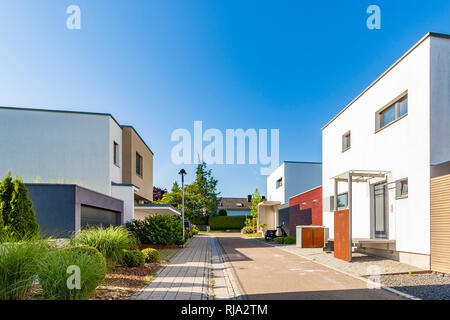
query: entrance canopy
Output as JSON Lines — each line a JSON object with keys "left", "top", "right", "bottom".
{"left": 332, "top": 170, "right": 390, "bottom": 262}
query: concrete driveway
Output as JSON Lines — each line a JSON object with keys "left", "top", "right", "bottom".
{"left": 216, "top": 234, "right": 403, "bottom": 300}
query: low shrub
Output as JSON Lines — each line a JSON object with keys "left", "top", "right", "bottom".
{"left": 121, "top": 250, "right": 145, "bottom": 267}
{"left": 191, "top": 224, "right": 199, "bottom": 236}
{"left": 0, "top": 241, "right": 48, "bottom": 300}
{"left": 209, "top": 216, "right": 246, "bottom": 230}
{"left": 141, "top": 248, "right": 160, "bottom": 263}
{"left": 126, "top": 215, "right": 185, "bottom": 246}
{"left": 274, "top": 237, "right": 284, "bottom": 244}
{"left": 218, "top": 209, "right": 227, "bottom": 216}
{"left": 70, "top": 226, "right": 137, "bottom": 268}
{"left": 37, "top": 247, "right": 106, "bottom": 300}
{"left": 283, "top": 237, "right": 296, "bottom": 245}
{"left": 241, "top": 226, "right": 254, "bottom": 234}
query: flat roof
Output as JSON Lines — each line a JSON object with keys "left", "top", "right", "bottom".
{"left": 0, "top": 106, "right": 154, "bottom": 155}
{"left": 121, "top": 125, "right": 154, "bottom": 155}
{"left": 322, "top": 32, "right": 450, "bottom": 131}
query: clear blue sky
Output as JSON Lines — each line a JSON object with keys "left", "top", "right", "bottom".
{"left": 0, "top": 1, "right": 449, "bottom": 197}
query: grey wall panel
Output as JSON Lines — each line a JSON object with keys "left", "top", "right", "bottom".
{"left": 26, "top": 184, "right": 76, "bottom": 238}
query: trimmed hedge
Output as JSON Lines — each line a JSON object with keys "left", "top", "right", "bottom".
{"left": 126, "top": 215, "right": 186, "bottom": 246}
{"left": 209, "top": 216, "right": 246, "bottom": 230}
{"left": 274, "top": 237, "right": 284, "bottom": 244}
{"left": 273, "top": 236, "right": 296, "bottom": 244}
{"left": 121, "top": 250, "right": 145, "bottom": 267}
{"left": 142, "top": 248, "right": 160, "bottom": 263}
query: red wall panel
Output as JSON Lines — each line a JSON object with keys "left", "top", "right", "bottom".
{"left": 289, "top": 186, "right": 323, "bottom": 226}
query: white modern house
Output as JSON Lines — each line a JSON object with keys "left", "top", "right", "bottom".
{"left": 259, "top": 161, "right": 322, "bottom": 231}
{"left": 322, "top": 32, "right": 450, "bottom": 272}
{"left": 0, "top": 107, "right": 179, "bottom": 236}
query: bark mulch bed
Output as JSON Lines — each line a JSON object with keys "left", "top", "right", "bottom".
{"left": 92, "top": 262, "right": 165, "bottom": 300}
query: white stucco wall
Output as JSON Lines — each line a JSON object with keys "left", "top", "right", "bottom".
{"left": 430, "top": 37, "right": 450, "bottom": 165}
{"left": 111, "top": 185, "right": 135, "bottom": 224}
{"left": 322, "top": 37, "right": 432, "bottom": 256}
{"left": 0, "top": 108, "right": 113, "bottom": 195}
{"left": 267, "top": 162, "right": 322, "bottom": 204}
{"left": 267, "top": 163, "right": 285, "bottom": 202}
{"left": 109, "top": 117, "right": 123, "bottom": 191}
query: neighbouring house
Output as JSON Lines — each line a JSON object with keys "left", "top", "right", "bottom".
{"left": 218, "top": 197, "right": 252, "bottom": 217}
{"left": 258, "top": 161, "right": 322, "bottom": 234}
{"left": 0, "top": 106, "right": 179, "bottom": 236}
{"left": 322, "top": 32, "right": 450, "bottom": 271}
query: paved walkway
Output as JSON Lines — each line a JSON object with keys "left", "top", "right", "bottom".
{"left": 133, "top": 234, "right": 240, "bottom": 300}
{"left": 217, "top": 234, "right": 404, "bottom": 300}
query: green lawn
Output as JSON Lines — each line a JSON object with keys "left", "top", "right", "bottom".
{"left": 158, "top": 248, "right": 181, "bottom": 263}
{"left": 199, "top": 230, "right": 242, "bottom": 233}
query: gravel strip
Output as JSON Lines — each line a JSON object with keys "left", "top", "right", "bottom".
{"left": 381, "top": 272, "right": 450, "bottom": 300}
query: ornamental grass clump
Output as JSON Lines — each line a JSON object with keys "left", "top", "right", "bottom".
{"left": 0, "top": 240, "right": 49, "bottom": 300}
{"left": 70, "top": 226, "right": 137, "bottom": 268}
{"left": 37, "top": 246, "right": 106, "bottom": 300}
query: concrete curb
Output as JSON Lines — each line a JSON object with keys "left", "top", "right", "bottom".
{"left": 211, "top": 235, "right": 243, "bottom": 300}
{"left": 248, "top": 237, "right": 421, "bottom": 300}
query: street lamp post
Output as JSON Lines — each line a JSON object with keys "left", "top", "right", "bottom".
{"left": 178, "top": 169, "right": 187, "bottom": 242}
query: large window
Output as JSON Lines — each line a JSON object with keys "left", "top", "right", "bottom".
{"left": 330, "top": 193, "right": 349, "bottom": 211}
{"left": 113, "top": 142, "right": 120, "bottom": 167}
{"left": 136, "top": 152, "right": 143, "bottom": 177}
{"left": 342, "top": 131, "right": 351, "bottom": 152}
{"left": 376, "top": 94, "right": 408, "bottom": 131}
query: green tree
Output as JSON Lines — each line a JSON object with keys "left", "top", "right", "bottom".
{"left": 156, "top": 162, "right": 220, "bottom": 224}
{"left": 0, "top": 173, "right": 39, "bottom": 240}
{"left": 249, "top": 188, "right": 262, "bottom": 232}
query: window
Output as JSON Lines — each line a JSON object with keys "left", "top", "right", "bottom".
{"left": 136, "top": 152, "right": 143, "bottom": 177}
{"left": 329, "top": 193, "right": 348, "bottom": 211}
{"left": 396, "top": 178, "right": 408, "bottom": 199}
{"left": 276, "top": 178, "right": 283, "bottom": 189}
{"left": 113, "top": 142, "right": 120, "bottom": 167}
{"left": 342, "top": 131, "right": 351, "bottom": 152}
{"left": 376, "top": 94, "right": 408, "bottom": 131}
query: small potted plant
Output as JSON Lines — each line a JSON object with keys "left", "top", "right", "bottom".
{"left": 259, "top": 223, "right": 267, "bottom": 232}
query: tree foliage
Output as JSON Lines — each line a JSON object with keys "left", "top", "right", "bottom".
{"left": 0, "top": 173, "right": 39, "bottom": 240}
{"left": 156, "top": 162, "right": 220, "bottom": 224}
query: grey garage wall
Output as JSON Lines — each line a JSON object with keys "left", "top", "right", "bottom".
{"left": 26, "top": 184, "right": 124, "bottom": 238}
{"left": 26, "top": 184, "right": 77, "bottom": 238}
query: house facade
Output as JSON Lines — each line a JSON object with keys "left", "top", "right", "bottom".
{"left": 259, "top": 161, "right": 322, "bottom": 232}
{"left": 218, "top": 197, "right": 252, "bottom": 217}
{"left": 0, "top": 107, "right": 178, "bottom": 236}
{"left": 322, "top": 33, "right": 450, "bottom": 270}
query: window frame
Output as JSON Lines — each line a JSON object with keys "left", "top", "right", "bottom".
{"left": 276, "top": 178, "right": 283, "bottom": 189}
{"left": 395, "top": 178, "right": 408, "bottom": 200}
{"left": 330, "top": 192, "right": 349, "bottom": 211}
{"left": 113, "top": 142, "right": 120, "bottom": 167}
{"left": 342, "top": 130, "right": 351, "bottom": 153}
{"left": 136, "top": 152, "right": 143, "bottom": 178}
{"left": 375, "top": 91, "right": 408, "bottom": 133}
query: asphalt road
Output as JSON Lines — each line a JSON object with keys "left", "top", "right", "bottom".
{"left": 216, "top": 234, "right": 403, "bottom": 300}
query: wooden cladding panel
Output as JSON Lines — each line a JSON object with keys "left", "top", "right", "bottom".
{"left": 334, "top": 210, "right": 350, "bottom": 262}
{"left": 302, "top": 228, "right": 313, "bottom": 248}
{"left": 431, "top": 174, "right": 450, "bottom": 274}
